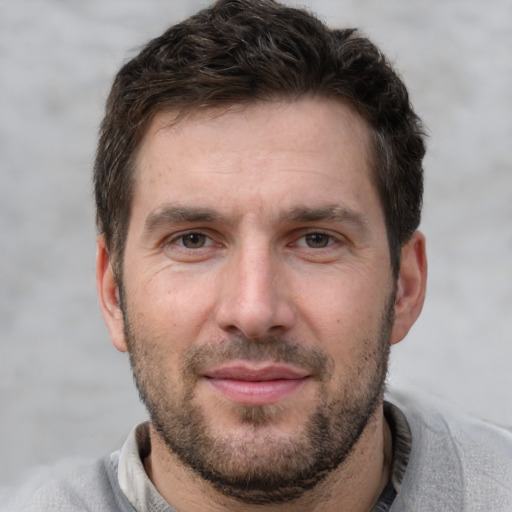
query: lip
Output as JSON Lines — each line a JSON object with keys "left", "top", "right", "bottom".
{"left": 202, "top": 363, "right": 310, "bottom": 405}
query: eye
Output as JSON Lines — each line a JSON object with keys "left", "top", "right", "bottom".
{"left": 177, "top": 232, "right": 210, "bottom": 249}
{"left": 162, "top": 230, "right": 221, "bottom": 262}
{"left": 305, "top": 233, "right": 331, "bottom": 248}
{"left": 296, "top": 232, "right": 335, "bottom": 249}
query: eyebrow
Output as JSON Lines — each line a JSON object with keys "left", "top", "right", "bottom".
{"left": 144, "top": 205, "right": 224, "bottom": 235}
{"left": 143, "top": 203, "right": 369, "bottom": 236}
{"left": 281, "top": 205, "right": 369, "bottom": 230}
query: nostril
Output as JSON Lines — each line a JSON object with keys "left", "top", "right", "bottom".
{"left": 216, "top": 299, "right": 296, "bottom": 340}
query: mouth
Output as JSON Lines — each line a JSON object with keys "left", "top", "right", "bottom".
{"left": 201, "top": 363, "right": 310, "bottom": 406}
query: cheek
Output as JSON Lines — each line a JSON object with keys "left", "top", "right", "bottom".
{"left": 124, "top": 268, "right": 219, "bottom": 349}
{"left": 297, "top": 272, "right": 384, "bottom": 331}
{"left": 293, "top": 272, "right": 392, "bottom": 366}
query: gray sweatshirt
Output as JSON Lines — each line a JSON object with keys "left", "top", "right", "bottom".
{"left": 2, "top": 390, "right": 511, "bottom": 511}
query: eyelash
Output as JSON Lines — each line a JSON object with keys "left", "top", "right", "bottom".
{"left": 164, "top": 229, "right": 341, "bottom": 252}
{"left": 164, "top": 231, "right": 216, "bottom": 250}
{"left": 175, "top": 232, "right": 212, "bottom": 249}
{"left": 293, "top": 232, "right": 337, "bottom": 249}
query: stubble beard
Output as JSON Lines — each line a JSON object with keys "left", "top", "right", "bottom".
{"left": 122, "top": 296, "right": 394, "bottom": 505}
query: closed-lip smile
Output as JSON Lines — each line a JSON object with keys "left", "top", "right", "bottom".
{"left": 201, "top": 362, "right": 310, "bottom": 405}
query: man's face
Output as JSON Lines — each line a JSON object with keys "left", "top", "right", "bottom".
{"left": 113, "top": 98, "right": 398, "bottom": 503}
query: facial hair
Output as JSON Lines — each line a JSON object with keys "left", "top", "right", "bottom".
{"left": 122, "top": 294, "right": 394, "bottom": 505}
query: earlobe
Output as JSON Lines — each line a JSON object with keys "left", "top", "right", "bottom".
{"left": 391, "top": 231, "right": 427, "bottom": 345}
{"left": 96, "top": 236, "right": 128, "bottom": 353}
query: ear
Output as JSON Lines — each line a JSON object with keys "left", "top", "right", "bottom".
{"left": 96, "top": 236, "right": 128, "bottom": 352}
{"left": 391, "top": 231, "right": 427, "bottom": 345}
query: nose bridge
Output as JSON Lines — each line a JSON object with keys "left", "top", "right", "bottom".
{"left": 216, "top": 235, "right": 294, "bottom": 338}
{"left": 237, "top": 241, "right": 275, "bottom": 306}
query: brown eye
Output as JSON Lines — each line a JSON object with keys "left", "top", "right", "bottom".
{"left": 304, "top": 233, "right": 331, "bottom": 248}
{"left": 180, "top": 233, "right": 207, "bottom": 249}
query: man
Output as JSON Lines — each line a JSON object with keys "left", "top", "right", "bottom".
{"left": 4, "top": 0, "right": 511, "bottom": 510}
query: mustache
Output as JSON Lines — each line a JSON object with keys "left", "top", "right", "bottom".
{"left": 181, "top": 335, "right": 334, "bottom": 382}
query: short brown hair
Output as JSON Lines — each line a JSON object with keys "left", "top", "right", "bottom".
{"left": 94, "top": 0, "right": 425, "bottom": 278}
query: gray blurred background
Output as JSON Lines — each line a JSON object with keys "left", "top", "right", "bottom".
{"left": 1, "top": 0, "right": 511, "bottom": 488}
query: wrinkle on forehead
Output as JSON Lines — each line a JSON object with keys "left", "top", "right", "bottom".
{"left": 132, "top": 97, "right": 380, "bottom": 238}
{"left": 142, "top": 96, "right": 372, "bottom": 158}
{"left": 136, "top": 99, "right": 373, "bottom": 192}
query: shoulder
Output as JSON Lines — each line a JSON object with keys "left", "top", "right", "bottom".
{"left": 386, "top": 388, "right": 512, "bottom": 511}
{"left": 0, "top": 454, "right": 134, "bottom": 512}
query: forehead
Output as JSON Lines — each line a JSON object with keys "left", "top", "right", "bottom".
{"left": 139, "top": 97, "right": 372, "bottom": 160}
{"left": 131, "top": 97, "right": 379, "bottom": 223}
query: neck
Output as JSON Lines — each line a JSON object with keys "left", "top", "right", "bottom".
{"left": 144, "top": 404, "right": 392, "bottom": 512}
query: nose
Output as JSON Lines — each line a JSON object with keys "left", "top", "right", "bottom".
{"left": 214, "top": 242, "right": 296, "bottom": 339}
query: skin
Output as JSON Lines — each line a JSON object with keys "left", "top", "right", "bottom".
{"left": 97, "top": 97, "right": 427, "bottom": 512}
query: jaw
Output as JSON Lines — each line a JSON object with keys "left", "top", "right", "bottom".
{"left": 145, "top": 400, "right": 390, "bottom": 511}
